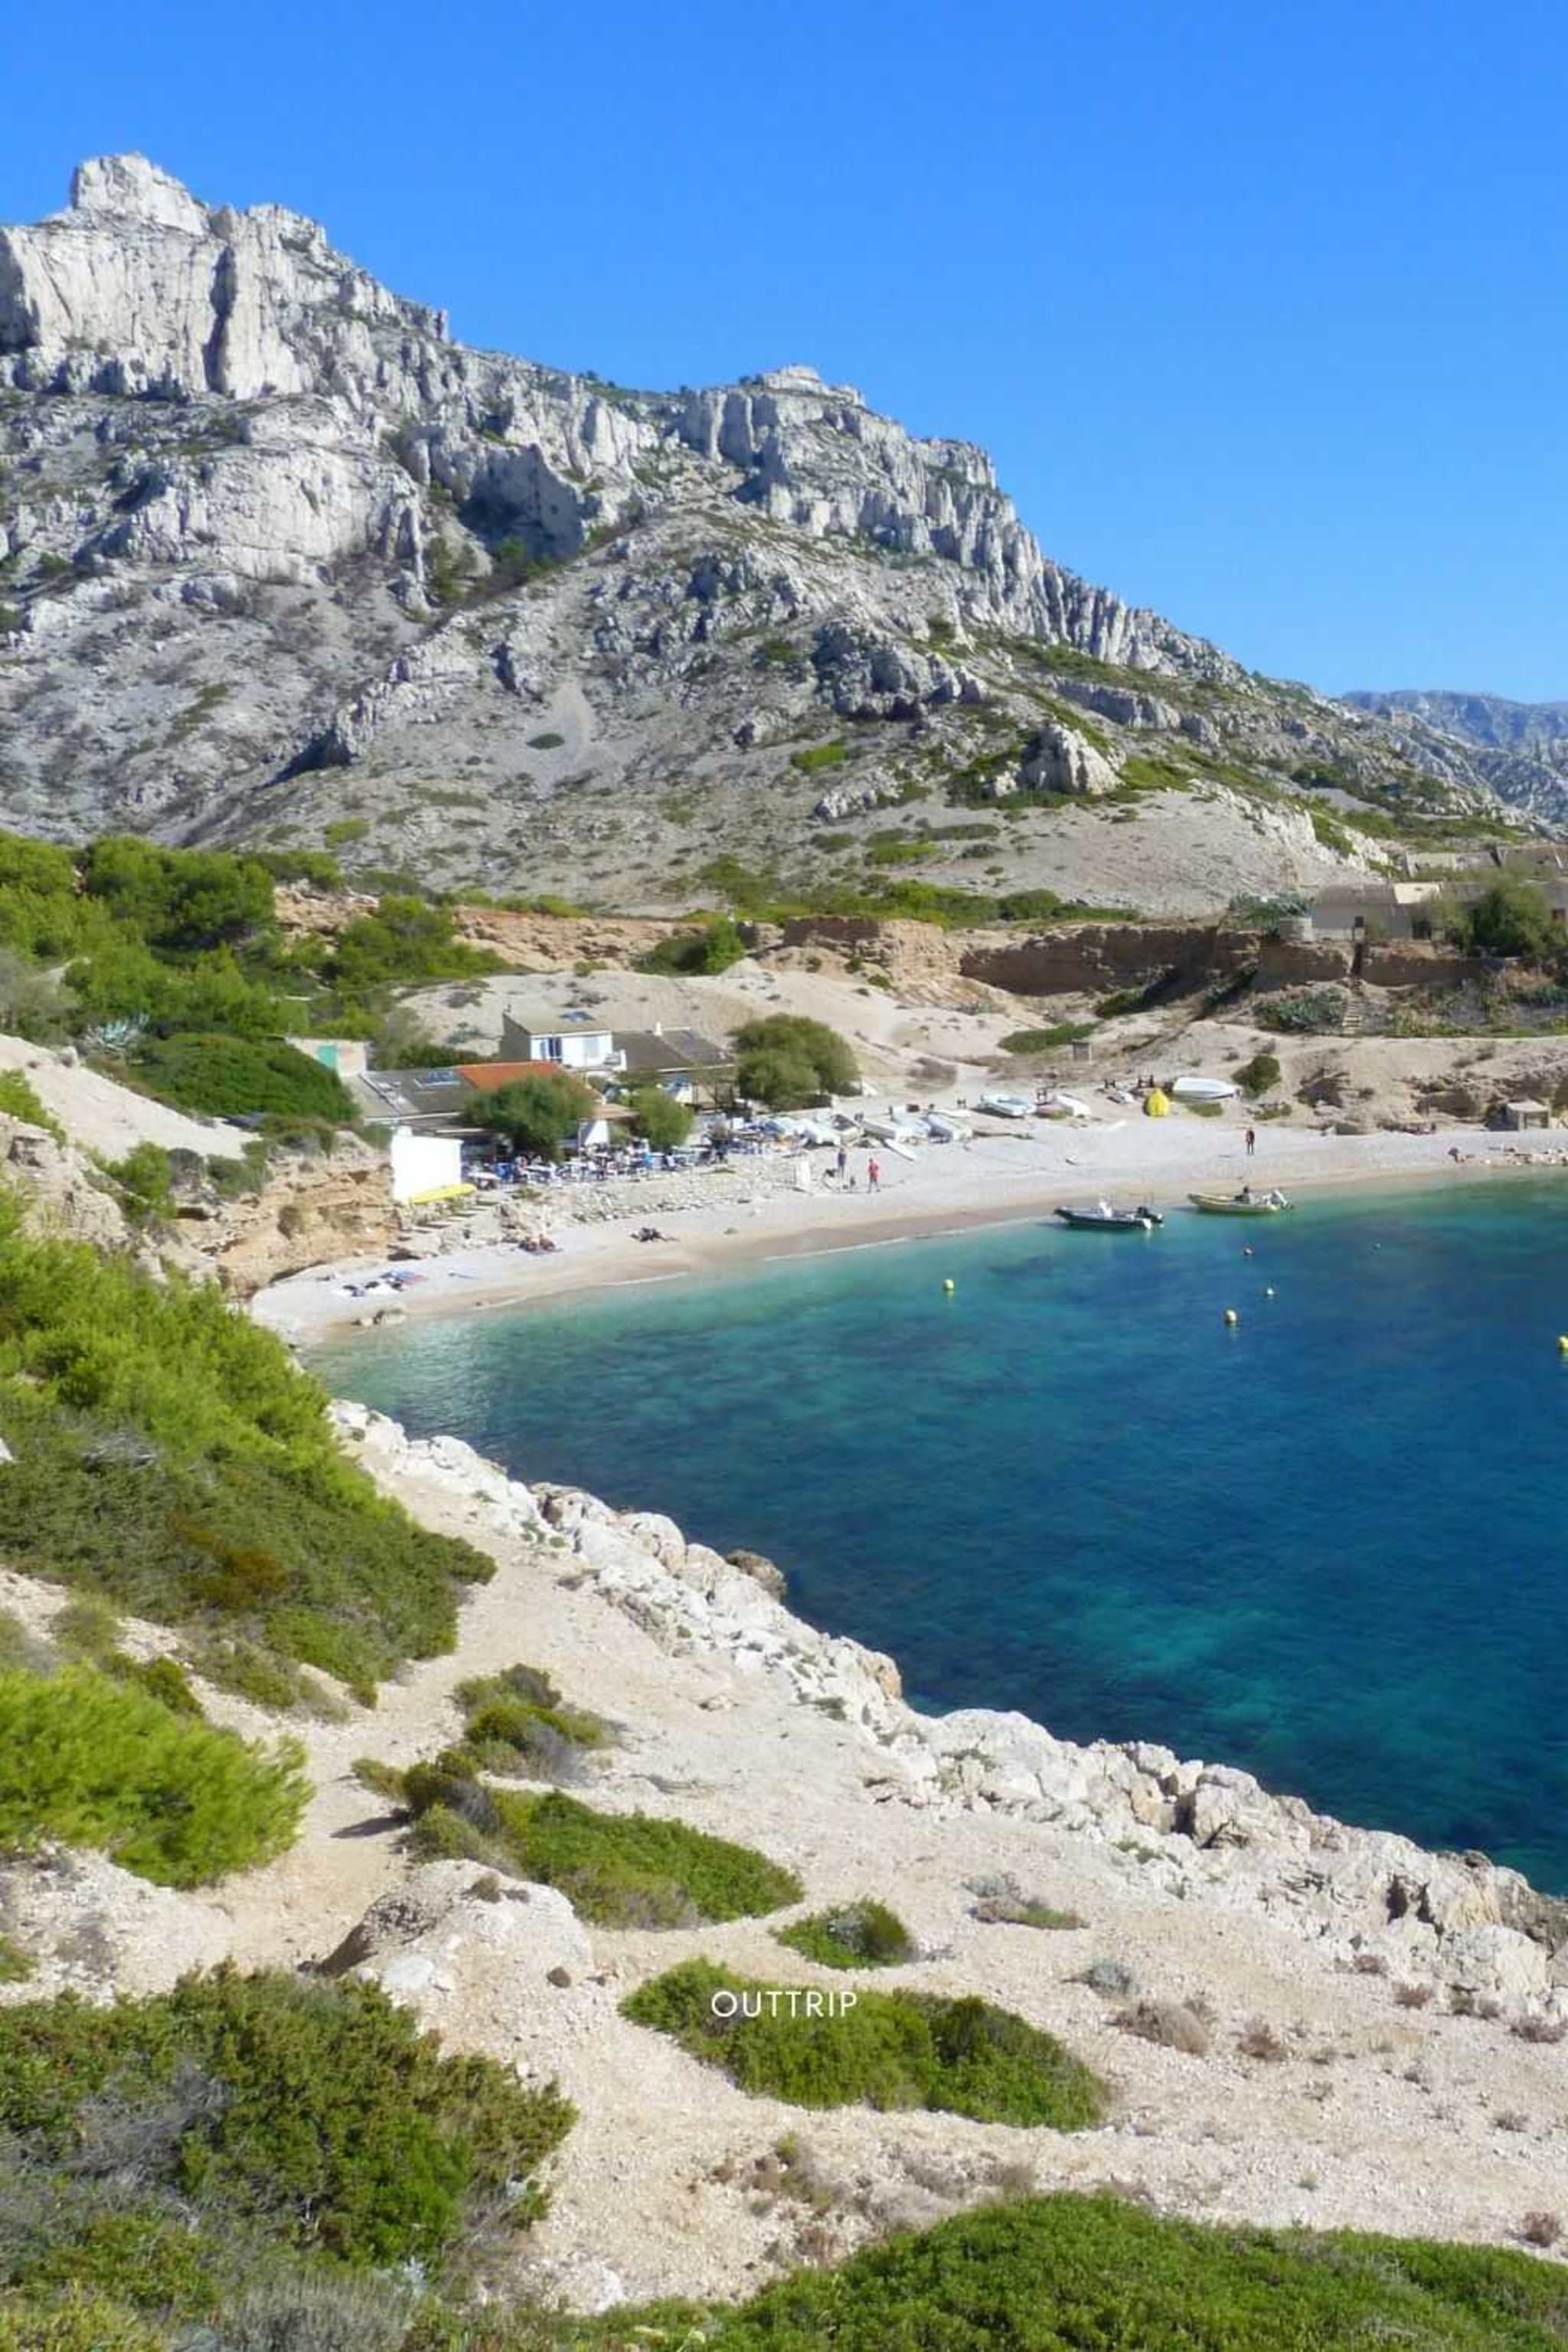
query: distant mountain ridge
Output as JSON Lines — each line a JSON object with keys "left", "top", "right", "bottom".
{"left": 1343, "top": 690, "right": 1568, "bottom": 830}
{"left": 0, "top": 154, "right": 1551, "bottom": 912}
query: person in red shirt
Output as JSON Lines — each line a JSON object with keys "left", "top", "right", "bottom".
{"left": 867, "top": 1157, "right": 881, "bottom": 1192}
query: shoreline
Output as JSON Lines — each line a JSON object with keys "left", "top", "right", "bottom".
{"left": 253, "top": 1119, "right": 1553, "bottom": 1346}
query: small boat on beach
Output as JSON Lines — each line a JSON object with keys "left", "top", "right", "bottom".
{"left": 1055, "top": 1202, "right": 1164, "bottom": 1231}
{"left": 1187, "top": 1188, "right": 1292, "bottom": 1217}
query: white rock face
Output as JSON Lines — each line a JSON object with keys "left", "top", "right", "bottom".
{"left": 0, "top": 155, "right": 1512, "bottom": 884}
{"left": 328, "top": 1400, "right": 1568, "bottom": 2010}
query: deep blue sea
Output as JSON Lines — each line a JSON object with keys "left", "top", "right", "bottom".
{"left": 312, "top": 1182, "right": 1568, "bottom": 1890}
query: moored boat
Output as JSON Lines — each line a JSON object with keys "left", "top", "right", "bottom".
{"left": 1187, "top": 1188, "right": 1292, "bottom": 1216}
{"left": 1055, "top": 1202, "right": 1164, "bottom": 1231}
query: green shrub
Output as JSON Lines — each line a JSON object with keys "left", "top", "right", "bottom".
{"left": 560, "top": 2192, "right": 1568, "bottom": 2349}
{"left": 1235, "top": 1048, "right": 1282, "bottom": 1096}
{"left": 628, "top": 1086, "right": 694, "bottom": 1149}
{"left": 1457, "top": 876, "right": 1557, "bottom": 959}
{"left": 0, "top": 2291, "right": 163, "bottom": 2350}
{"left": 0, "top": 1209, "right": 492, "bottom": 1692}
{"left": 776, "top": 1900, "right": 916, "bottom": 1970}
{"left": 1256, "top": 988, "right": 1346, "bottom": 1034}
{"left": 472, "top": 1070, "right": 599, "bottom": 1158}
{"left": 636, "top": 918, "right": 747, "bottom": 975}
{"left": 0, "top": 1073, "right": 63, "bottom": 1143}
{"left": 789, "top": 740, "right": 849, "bottom": 774}
{"left": 623, "top": 1962, "right": 1106, "bottom": 2125}
{"left": 407, "top": 1785, "right": 801, "bottom": 1926}
{"left": 106, "top": 1654, "right": 204, "bottom": 1719}
{"left": 733, "top": 1014, "right": 858, "bottom": 1107}
{"left": 352, "top": 1756, "right": 410, "bottom": 1807}
{"left": 323, "top": 897, "right": 500, "bottom": 995}
{"left": 0, "top": 1968, "right": 573, "bottom": 2282}
{"left": 0, "top": 1664, "right": 306, "bottom": 1885}
{"left": 0, "top": 1935, "right": 32, "bottom": 1984}
{"left": 103, "top": 1143, "right": 175, "bottom": 1224}
{"left": 50, "top": 1593, "right": 122, "bottom": 1662}
{"left": 128, "top": 1034, "right": 354, "bottom": 1122}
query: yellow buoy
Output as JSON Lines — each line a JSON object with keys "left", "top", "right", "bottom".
{"left": 1558, "top": 1334, "right": 1568, "bottom": 1354}
{"left": 1223, "top": 1308, "right": 1239, "bottom": 1327}
{"left": 943, "top": 1278, "right": 956, "bottom": 1294}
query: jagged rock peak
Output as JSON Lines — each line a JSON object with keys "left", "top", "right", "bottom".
{"left": 0, "top": 153, "right": 449, "bottom": 401}
{"left": 69, "top": 153, "right": 211, "bottom": 234}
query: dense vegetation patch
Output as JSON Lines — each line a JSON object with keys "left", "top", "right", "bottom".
{"left": 635, "top": 916, "right": 747, "bottom": 975}
{"left": 406, "top": 1782, "right": 802, "bottom": 1926}
{"left": 622, "top": 1961, "right": 1106, "bottom": 2125}
{"left": 775, "top": 1899, "right": 916, "bottom": 1970}
{"left": 733, "top": 1013, "right": 859, "bottom": 1107}
{"left": 0, "top": 831, "right": 500, "bottom": 1122}
{"left": 519, "top": 2193, "right": 1568, "bottom": 2350}
{"left": 1234, "top": 1048, "right": 1282, "bottom": 1096}
{"left": 472, "top": 1069, "right": 600, "bottom": 1158}
{"left": 124, "top": 1032, "right": 354, "bottom": 1121}
{"left": 0, "top": 1200, "right": 492, "bottom": 1694}
{"left": 0, "top": 1970, "right": 572, "bottom": 2337}
{"left": 0, "top": 1664, "right": 305, "bottom": 1886}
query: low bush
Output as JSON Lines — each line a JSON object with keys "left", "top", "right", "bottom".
{"left": 775, "top": 1900, "right": 916, "bottom": 1970}
{"left": 999, "top": 1024, "right": 1095, "bottom": 1054}
{"left": 636, "top": 918, "right": 747, "bottom": 976}
{"left": 453, "top": 1661, "right": 610, "bottom": 1782}
{"left": 1234, "top": 1048, "right": 1282, "bottom": 1096}
{"left": 1256, "top": 987, "right": 1347, "bottom": 1034}
{"left": 0, "top": 1664, "right": 305, "bottom": 1885}
{"left": 539, "top": 2192, "right": 1568, "bottom": 2348}
{"left": 127, "top": 1033, "right": 354, "bottom": 1122}
{"left": 0, "top": 1936, "right": 32, "bottom": 1984}
{"left": 624, "top": 1962, "right": 1106, "bottom": 2126}
{"left": 0, "top": 1073, "right": 64, "bottom": 1143}
{"left": 0, "top": 1209, "right": 493, "bottom": 1694}
{"left": 789, "top": 740, "right": 849, "bottom": 774}
{"left": 405, "top": 1782, "right": 801, "bottom": 1926}
{"left": 0, "top": 1968, "right": 573, "bottom": 2316}
{"left": 103, "top": 1143, "right": 175, "bottom": 1224}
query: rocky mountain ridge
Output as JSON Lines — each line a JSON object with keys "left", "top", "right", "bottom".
{"left": 0, "top": 155, "right": 1547, "bottom": 911}
{"left": 1345, "top": 688, "right": 1568, "bottom": 831}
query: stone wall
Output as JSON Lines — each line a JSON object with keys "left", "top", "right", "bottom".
{"left": 958, "top": 923, "right": 1254, "bottom": 999}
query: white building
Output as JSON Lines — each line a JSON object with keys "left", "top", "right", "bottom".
{"left": 499, "top": 1011, "right": 625, "bottom": 1073}
{"left": 388, "top": 1126, "right": 469, "bottom": 1205}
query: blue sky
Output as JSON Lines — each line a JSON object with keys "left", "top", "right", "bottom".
{"left": 6, "top": 0, "right": 1567, "bottom": 699}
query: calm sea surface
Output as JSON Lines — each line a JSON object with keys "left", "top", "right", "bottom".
{"left": 311, "top": 1181, "right": 1568, "bottom": 1888}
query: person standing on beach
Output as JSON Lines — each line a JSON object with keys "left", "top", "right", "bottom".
{"left": 836, "top": 1144, "right": 848, "bottom": 1183}
{"left": 867, "top": 1156, "right": 881, "bottom": 1193}
{"left": 1245, "top": 1127, "right": 1256, "bottom": 1157}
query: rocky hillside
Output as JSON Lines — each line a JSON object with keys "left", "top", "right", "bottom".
{"left": 0, "top": 155, "right": 1547, "bottom": 914}
{"left": 1345, "top": 688, "right": 1568, "bottom": 831}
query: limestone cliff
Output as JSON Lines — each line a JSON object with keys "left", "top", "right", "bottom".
{"left": 0, "top": 155, "right": 1537, "bottom": 913}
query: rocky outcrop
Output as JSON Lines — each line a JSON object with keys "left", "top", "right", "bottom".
{"left": 202, "top": 1133, "right": 397, "bottom": 1296}
{"left": 0, "top": 153, "right": 1522, "bottom": 901}
{"left": 1010, "top": 722, "right": 1121, "bottom": 799}
{"left": 332, "top": 1402, "right": 1568, "bottom": 2010}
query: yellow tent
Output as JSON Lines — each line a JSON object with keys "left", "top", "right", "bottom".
{"left": 1144, "top": 1087, "right": 1171, "bottom": 1118}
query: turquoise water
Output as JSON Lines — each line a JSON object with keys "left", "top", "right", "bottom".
{"left": 312, "top": 1183, "right": 1568, "bottom": 1890}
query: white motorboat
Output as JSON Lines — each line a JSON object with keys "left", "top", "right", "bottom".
{"left": 978, "top": 1092, "right": 1034, "bottom": 1119}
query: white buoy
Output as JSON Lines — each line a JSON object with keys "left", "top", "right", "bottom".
{"left": 1223, "top": 1308, "right": 1239, "bottom": 1327}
